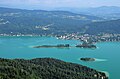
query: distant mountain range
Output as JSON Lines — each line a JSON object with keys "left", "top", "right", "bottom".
{"left": 55, "top": 6, "right": 120, "bottom": 20}
{"left": 0, "top": 7, "right": 120, "bottom": 35}
{"left": 0, "top": 7, "right": 103, "bottom": 35}
{"left": 80, "top": 6, "right": 120, "bottom": 20}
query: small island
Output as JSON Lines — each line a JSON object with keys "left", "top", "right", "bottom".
{"left": 76, "top": 44, "right": 97, "bottom": 48}
{"left": 33, "top": 42, "right": 97, "bottom": 49}
{"left": 80, "top": 58, "right": 96, "bottom": 61}
{"left": 76, "top": 40, "right": 97, "bottom": 48}
{"left": 33, "top": 44, "right": 70, "bottom": 48}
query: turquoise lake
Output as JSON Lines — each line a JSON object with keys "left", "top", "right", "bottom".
{"left": 0, "top": 36, "right": 120, "bottom": 79}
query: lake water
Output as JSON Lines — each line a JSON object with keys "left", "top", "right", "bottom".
{"left": 0, "top": 36, "right": 120, "bottom": 79}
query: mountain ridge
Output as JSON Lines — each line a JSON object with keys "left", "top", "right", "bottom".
{"left": 0, "top": 7, "right": 103, "bottom": 35}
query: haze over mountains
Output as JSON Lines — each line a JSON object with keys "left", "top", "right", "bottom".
{"left": 0, "top": 7, "right": 120, "bottom": 35}
{"left": 55, "top": 6, "right": 120, "bottom": 20}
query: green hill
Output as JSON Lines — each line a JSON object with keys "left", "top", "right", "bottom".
{"left": 0, "top": 7, "right": 103, "bottom": 35}
{"left": 0, "top": 58, "right": 108, "bottom": 79}
{"left": 84, "top": 19, "right": 120, "bottom": 34}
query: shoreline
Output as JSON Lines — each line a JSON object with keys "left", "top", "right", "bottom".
{"left": 0, "top": 35, "right": 120, "bottom": 43}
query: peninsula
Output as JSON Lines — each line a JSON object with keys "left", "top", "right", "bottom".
{"left": 0, "top": 58, "right": 108, "bottom": 79}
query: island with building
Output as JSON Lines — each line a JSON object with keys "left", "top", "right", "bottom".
{"left": 80, "top": 58, "right": 96, "bottom": 61}
{"left": 76, "top": 40, "right": 97, "bottom": 48}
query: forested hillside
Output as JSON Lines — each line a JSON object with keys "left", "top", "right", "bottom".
{"left": 84, "top": 19, "right": 120, "bottom": 34}
{"left": 0, "top": 7, "right": 119, "bottom": 35}
{"left": 0, "top": 7, "right": 102, "bottom": 35}
{"left": 0, "top": 58, "right": 108, "bottom": 79}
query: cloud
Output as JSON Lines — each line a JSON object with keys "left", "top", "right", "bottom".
{"left": 0, "top": 0, "right": 83, "bottom": 9}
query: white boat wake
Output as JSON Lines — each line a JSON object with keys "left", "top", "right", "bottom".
{"left": 95, "top": 58, "right": 107, "bottom": 62}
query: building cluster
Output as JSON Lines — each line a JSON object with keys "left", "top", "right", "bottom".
{"left": 56, "top": 33, "right": 120, "bottom": 42}
{"left": 0, "top": 33, "right": 120, "bottom": 42}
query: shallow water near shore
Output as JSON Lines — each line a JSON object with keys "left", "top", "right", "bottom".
{"left": 0, "top": 36, "right": 120, "bottom": 79}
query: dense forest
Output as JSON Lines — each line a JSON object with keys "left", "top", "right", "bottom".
{"left": 0, "top": 58, "right": 108, "bottom": 79}
{"left": 84, "top": 19, "right": 120, "bottom": 34}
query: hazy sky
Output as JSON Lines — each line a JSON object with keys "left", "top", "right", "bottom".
{"left": 0, "top": 0, "right": 120, "bottom": 10}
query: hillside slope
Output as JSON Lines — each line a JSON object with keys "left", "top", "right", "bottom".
{"left": 0, "top": 58, "right": 108, "bottom": 79}
{"left": 0, "top": 7, "right": 103, "bottom": 35}
{"left": 84, "top": 19, "right": 120, "bottom": 34}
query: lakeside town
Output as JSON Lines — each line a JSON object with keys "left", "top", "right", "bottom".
{"left": 0, "top": 33, "right": 120, "bottom": 43}
{"left": 0, "top": 33, "right": 120, "bottom": 49}
{"left": 56, "top": 33, "right": 120, "bottom": 42}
